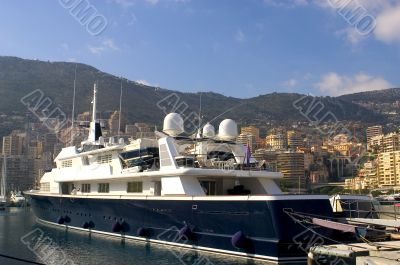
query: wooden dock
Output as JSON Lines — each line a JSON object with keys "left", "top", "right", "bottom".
{"left": 308, "top": 240, "right": 400, "bottom": 264}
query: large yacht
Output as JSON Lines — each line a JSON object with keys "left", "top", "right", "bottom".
{"left": 27, "top": 84, "right": 336, "bottom": 263}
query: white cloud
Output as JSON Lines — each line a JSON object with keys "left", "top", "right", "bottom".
{"left": 110, "top": 0, "right": 135, "bottom": 8}
{"left": 61, "top": 43, "right": 69, "bottom": 51}
{"left": 315, "top": 72, "right": 393, "bottom": 96}
{"left": 145, "top": 0, "right": 159, "bottom": 5}
{"left": 336, "top": 27, "right": 365, "bottom": 44}
{"left": 374, "top": 5, "right": 400, "bottom": 43}
{"left": 313, "top": 0, "right": 400, "bottom": 45}
{"left": 235, "top": 30, "right": 245, "bottom": 43}
{"left": 304, "top": 73, "right": 313, "bottom": 80}
{"left": 136, "top": 80, "right": 150, "bottom": 86}
{"left": 283, "top": 79, "right": 298, "bottom": 88}
{"left": 88, "top": 38, "right": 119, "bottom": 55}
{"left": 264, "top": 0, "right": 308, "bottom": 7}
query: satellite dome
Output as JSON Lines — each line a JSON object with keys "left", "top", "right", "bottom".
{"left": 203, "top": 123, "right": 215, "bottom": 138}
{"left": 163, "top": 113, "right": 184, "bottom": 136}
{"left": 218, "top": 119, "right": 238, "bottom": 140}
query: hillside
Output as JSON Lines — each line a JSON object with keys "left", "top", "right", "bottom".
{"left": 0, "top": 56, "right": 388, "bottom": 135}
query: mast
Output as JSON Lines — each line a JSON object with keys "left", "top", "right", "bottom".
{"left": 70, "top": 64, "right": 77, "bottom": 145}
{"left": 1, "top": 156, "right": 6, "bottom": 198}
{"left": 118, "top": 77, "right": 123, "bottom": 137}
{"left": 88, "top": 83, "right": 97, "bottom": 143}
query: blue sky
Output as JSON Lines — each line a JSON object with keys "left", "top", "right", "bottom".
{"left": 0, "top": 0, "right": 399, "bottom": 98}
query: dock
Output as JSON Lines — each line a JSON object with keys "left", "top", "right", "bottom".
{"left": 308, "top": 241, "right": 400, "bottom": 264}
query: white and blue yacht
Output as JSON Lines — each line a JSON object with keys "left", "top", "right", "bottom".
{"left": 27, "top": 84, "right": 338, "bottom": 263}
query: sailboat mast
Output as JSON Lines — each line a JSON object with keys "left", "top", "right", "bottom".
{"left": 1, "top": 156, "right": 6, "bottom": 197}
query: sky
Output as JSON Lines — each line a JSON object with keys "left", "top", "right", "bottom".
{"left": 0, "top": 0, "right": 399, "bottom": 98}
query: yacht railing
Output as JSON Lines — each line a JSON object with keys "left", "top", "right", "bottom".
{"left": 338, "top": 198, "right": 400, "bottom": 220}
{"left": 175, "top": 155, "right": 270, "bottom": 172}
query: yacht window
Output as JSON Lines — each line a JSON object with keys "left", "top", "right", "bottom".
{"left": 81, "top": 184, "right": 91, "bottom": 193}
{"left": 160, "top": 144, "right": 172, "bottom": 167}
{"left": 127, "top": 181, "right": 143, "bottom": 193}
{"left": 200, "top": 181, "right": 216, "bottom": 195}
{"left": 119, "top": 148, "right": 159, "bottom": 170}
{"left": 40, "top": 182, "right": 50, "bottom": 192}
{"left": 61, "top": 160, "right": 72, "bottom": 168}
{"left": 98, "top": 183, "right": 109, "bottom": 193}
{"left": 82, "top": 156, "right": 89, "bottom": 165}
{"left": 97, "top": 154, "right": 112, "bottom": 164}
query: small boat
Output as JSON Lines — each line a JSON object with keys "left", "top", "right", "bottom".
{"left": 10, "top": 191, "right": 26, "bottom": 207}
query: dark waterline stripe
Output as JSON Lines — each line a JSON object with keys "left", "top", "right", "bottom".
{"left": 0, "top": 253, "right": 45, "bottom": 265}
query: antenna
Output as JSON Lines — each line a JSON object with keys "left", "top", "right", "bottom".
{"left": 92, "top": 82, "right": 97, "bottom": 122}
{"left": 88, "top": 82, "right": 97, "bottom": 143}
{"left": 70, "top": 63, "right": 77, "bottom": 145}
{"left": 197, "top": 92, "right": 202, "bottom": 138}
{"left": 118, "top": 77, "right": 123, "bottom": 138}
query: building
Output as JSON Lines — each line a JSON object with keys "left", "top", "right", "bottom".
{"left": 276, "top": 151, "right": 305, "bottom": 189}
{"left": 236, "top": 133, "right": 258, "bottom": 152}
{"left": 240, "top": 126, "right": 262, "bottom": 149}
{"left": 287, "top": 130, "right": 303, "bottom": 150}
{"left": 125, "top": 124, "right": 139, "bottom": 136}
{"left": 0, "top": 155, "right": 35, "bottom": 192}
{"left": 2, "top": 131, "right": 26, "bottom": 156}
{"left": 377, "top": 151, "right": 400, "bottom": 187}
{"left": 344, "top": 177, "right": 366, "bottom": 190}
{"left": 253, "top": 149, "right": 278, "bottom": 171}
{"left": 241, "top": 126, "right": 260, "bottom": 140}
{"left": 366, "top": 125, "right": 383, "bottom": 149}
{"left": 135, "top": 123, "right": 155, "bottom": 139}
{"left": 108, "top": 111, "right": 122, "bottom": 135}
{"left": 369, "top": 133, "right": 400, "bottom": 153}
{"left": 363, "top": 161, "right": 378, "bottom": 189}
{"left": 382, "top": 133, "right": 400, "bottom": 152}
{"left": 265, "top": 133, "right": 287, "bottom": 150}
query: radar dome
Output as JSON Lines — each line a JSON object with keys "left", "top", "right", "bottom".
{"left": 202, "top": 123, "right": 215, "bottom": 138}
{"left": 163, "top": 113, "right": 184, "bottom": 136}
{"left": 218, "top": 119, "right": 238, "bottom": 140}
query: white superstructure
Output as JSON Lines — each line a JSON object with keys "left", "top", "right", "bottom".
{"left": 38, "top": 84, "right": 283, "bottom": 198}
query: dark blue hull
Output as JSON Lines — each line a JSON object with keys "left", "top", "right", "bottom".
{"left": 29, "top": 194, "right": 334, "bottom": 263}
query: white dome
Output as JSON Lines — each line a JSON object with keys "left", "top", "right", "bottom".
{"left": 218, "top": 119, "right": 238, "bottom": 140}
{"left": 203, "top": 123, "right": 215, "bottom": 138}
{"left": 163, "top": 113, "right": 184, "bottom": 136}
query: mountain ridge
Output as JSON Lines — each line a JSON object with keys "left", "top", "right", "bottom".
{"left": 0, "top": 56, "right": 391, "bottom": 133}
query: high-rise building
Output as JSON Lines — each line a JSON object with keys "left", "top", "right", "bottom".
{"left": 276, "top": 151, "right": 305, "bottom": 188}
{"left": 369, "top": 132, "right": 400, "bottom": 153}
{"left": 0, "top": 155, "right": 35, "bottom": 191}
{"left": 265, "top": 133, "right": 287, "bottom": 150}
{"left": 43, "top": 133, "right": 57, "bottom": 153}
{"left": 377, "top": 151, "right": 400, "bottom": 187}
{"left": 2, "top": 132, "right": 26, "bottom": 156}
{"left": 236, "top": 133, "right": 258, "bottom": 152}
{"left": 241, "top": 126, "right": 260, "bottom": 140}
{"left": 287, "top": 131, "right": 303, "bottom": 150}
{"left": 366, "top": 125, "right": 383, "bottom": 149}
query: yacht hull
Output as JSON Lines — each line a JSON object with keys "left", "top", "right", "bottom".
{"left": 29, "top": 194, "right": 334, "bottom": 263}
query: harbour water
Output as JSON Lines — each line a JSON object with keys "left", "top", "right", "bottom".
{"left": 0, "top": 208, "right": 270, "bottom": 265}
